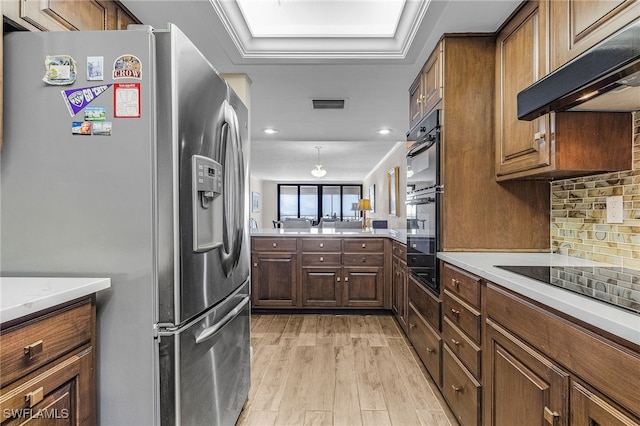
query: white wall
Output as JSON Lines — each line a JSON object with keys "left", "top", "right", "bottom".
{"left": 363, "top": 142, "right": 407, "bottom": 230}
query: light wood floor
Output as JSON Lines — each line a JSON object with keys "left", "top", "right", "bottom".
{"left": 237, "top": 314, "right": 457, "bottom": 426}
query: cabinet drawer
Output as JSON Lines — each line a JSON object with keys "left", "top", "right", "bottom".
{"left": 0, "top": 301, "right": 92, "bottom": 387}
{"left": 443, "top": 345, "right": 481, "bottom": 426}
{"left": 253, "top": 238, "right": 297, "bottom": 252}
{"left": 343, "top": 238, "right": 384, "bottom": 253}
{"left": 342, "top": 253, "right": 384, "bottom": 266}
{"left": 443, "top": 290, "right": 481, "bottom": 344}
{"left": 301, "top": 238, "right": 342, "bottom": 252}
{"left": 408, "top": 275, "right": 441, "bottom": 331}
{"left": 301, "top": 253, "right": 342, "bottom": 267}
{"left": 443, "top": 316, "right": 481, "bottom": 379}
{"left": 442, "top": 263, "right": 481, "bottom": 307}
{"left": 392, "top": 241, "right": 407, "bottom": 259}
{"left": 408, "top": 305, "right": 442, "bottom": 388}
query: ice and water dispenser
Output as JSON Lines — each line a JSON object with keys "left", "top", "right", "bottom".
{"left": 192, "top": 155, "right": 223, "bottom": 252}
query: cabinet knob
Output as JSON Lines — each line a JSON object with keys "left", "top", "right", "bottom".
{"left": 451, "top": 385, "right": 461, "bottom": 393}
{"left": 253, "top": 262, "right": 258, "bottom": 267}
{"left": 409, "top": 323, "right": 416, "bottom": 329}
{"left": 320, "top": 256, "right": 324, "bottom": 262}
{"left": 452, "top": 279, "right": 459, "bottom": 289}
{"left": 25, "top": 387, "right": 44, "bottom": 408}
{"left": 24, "top": 340, "right": 43, "bottom": 360}
{"left": 425, "top": 347, "right": 434, "bottom": 354}
{"left": 451, "top": 339, "right": 460, "bottom": 346}
{"left": 451, "top": 308, "right": 460, "bottom": 316}
{"left": 272, "top": 242, "right": 277, "bottom": 247}
{"left": 543, "top": 407, "right": 560, "bottom": 425}
{"left": 534, "top": 132, "right": 546, "bottom": 141}
{"left": 320, "top": 243, "right": 324, "bottom": 248}
{"left": 361, "top": 243, "right": 366, "bottom": 248}
{"left": 345, "top": 277, "right": 349, "bottom": 282}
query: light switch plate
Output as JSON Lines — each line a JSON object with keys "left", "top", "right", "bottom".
{"left": 606, "top": 196, "right": 624, "bottom": 224}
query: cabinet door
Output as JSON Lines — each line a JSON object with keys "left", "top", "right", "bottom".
{"left": 484, "top": 319, "right": 569, "bottom": 426}
{"left": 495, "top": 0, "right": 551, "bottom": 178}
{"left": 550, "top": 0, "right": 640, "bottom": 70}
{"left": 302, "top": 267, "right": 341, "bottom": 307}
{"left": 343, "top": 267, "right": 384, "bottom": 307}
{"left": 571, "top": 380, "right": 640, "bottom": 426}
{"left": 409, "top": 74, "right": 423, "bottom": 130}
{"left": 251, "top": 253, "right": 297, "bottom": 307}
{"left": 421, "top": 43, "right": 443, "bottom": 115}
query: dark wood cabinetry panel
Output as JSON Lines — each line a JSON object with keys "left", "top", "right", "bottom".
{"left": 252, "top": 252, "right": 298, "bottom": 307}
{"left": 570, "top": 380, "right": 640, "bottom": 426}
{"left": 408, "top": 304, "right": 442, "bottom": 388}
{"left": 442, "top": 345, "right": 482, "bottom": 426}
{"left": 301, "top": 267, "right": 341, "bottom": 307}
{"left": 343, "top": 267, "right": 384, "bottom": 308}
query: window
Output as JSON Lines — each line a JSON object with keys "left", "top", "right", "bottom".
{"left": 277, "top": 184, "right": 363, "bottom": 223}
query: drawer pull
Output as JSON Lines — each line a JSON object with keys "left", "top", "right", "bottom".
{"left": 345, "top": 277, "right": 349, "bottom": 282}
{"left": 534, "top": 132, "right": 546, "bottom": 141}
{"left": 425, "top": 347, "right": 434, "bottom": 354}
{"left": 320, "top": 256, "right": 324, "bottom": 262}
{"left": 452, "top": 279, "right": 459, "bottom": 289}
{"left": 544, "top": 407, "right": 560, "bottom": 424}
{"left": 409, "top": 323, "right": 416, "bottom": 329}
{"left": 361, "top": 257, "right": 367, "bottom": 263}
{"left": 451, "top": 385, "right": 461, "bottom": 393}
{"left": 253, "top": 262, "right": 258, "bottom": 267}
{"left": 361, "top": 243, "right": 366, "bottom": 248}
{"left": 451, "top": 339, "right": 460, "bottom": 346}
{"left": 24, "top": 340, "right": 43, "bottom": 360}
{"left": 451, "top": 308, "right": 460, "bottom": 316}
{"left": 272, "top": 242, "right": 277, "bottom": 247}
{"left": 25, "top": 387, "right": 44, "bottom": 407}
{"left": 319, "top": 243, "right": 324, "bottom": 248}
{"left": 337, "top": 277, "right": 341, "bottom": 282}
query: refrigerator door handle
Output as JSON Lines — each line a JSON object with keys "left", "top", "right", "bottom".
{"left": 194, "top": 295, "right": 250, "bottom": 344}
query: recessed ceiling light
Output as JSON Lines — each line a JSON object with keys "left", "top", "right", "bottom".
{"left": 377, "top": 129, "right": 392, "bottom": 135}
{"left": 263, "top": 128, "right": 279, "bottom": 134}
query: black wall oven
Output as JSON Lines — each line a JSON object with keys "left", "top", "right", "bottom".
{"left": 406, "top": 110, "right": 441, "bottom": 295}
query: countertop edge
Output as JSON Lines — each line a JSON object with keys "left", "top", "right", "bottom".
{"left": 0, "top": 277, "right": 112, "bottom": 324}
{"left": 437, "top": 252, "right": 640, "bottom": 346}
{"left": 251, "top": 228, "right": 407, "bottom": 244}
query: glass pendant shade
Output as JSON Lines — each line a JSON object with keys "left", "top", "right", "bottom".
{"left": 310, "top": 146, "right": 327, "bottom": 177}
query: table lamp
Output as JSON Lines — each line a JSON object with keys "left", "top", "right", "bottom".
{"left": 358, "top": 199, "right": 372, "bottom": 229}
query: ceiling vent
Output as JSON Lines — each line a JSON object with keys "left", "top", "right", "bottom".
{"left": 312, "top": 99, "right": 346, "bottom": 110}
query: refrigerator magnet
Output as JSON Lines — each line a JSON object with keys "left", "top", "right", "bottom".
{"left": 72, "top": 121, "right": 92, "bottom": 135}
{"left": 92, "top": 121, "right": 113, "bottom": 136}
{"left": 61, "top": 84, "right": 112, "bottom": 117}
{"left": 85, "top": 106, "right": 106, "bottom": 121}
{"left": 114, "top": 83, "right": 141, "bottom": 118}
{"left": 113, "top": 54, "right": 142, "bottom": 80}
{"left": 87, "top": 56, "right": 104, "bottom": 81}
{"left": 43, "top": 55, "right": 77, "bottom": 85}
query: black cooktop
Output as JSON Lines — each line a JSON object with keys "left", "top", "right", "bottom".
{"left": 495, "top": 265, "right": 640, "bottom": 315}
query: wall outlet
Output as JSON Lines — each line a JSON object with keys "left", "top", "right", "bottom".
{"left": 606, "top": 196, "right": 624, "bottom": 224}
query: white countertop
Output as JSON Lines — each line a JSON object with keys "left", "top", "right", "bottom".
{"left": 0, "top": 277, "right": 111, "bottom": 323}
{"left": 437, "top": 252, "right": 640, "bottom": 345}
{"left": 251, "top": 228, "right": 407, "bottom": 244}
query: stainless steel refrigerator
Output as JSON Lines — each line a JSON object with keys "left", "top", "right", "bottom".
{"left": 1, "top": 24, "right": 250, "bottom": 425}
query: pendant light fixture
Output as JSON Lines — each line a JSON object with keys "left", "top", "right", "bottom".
{"left": 311, "top": 146, "right": 327, "bottom": 178}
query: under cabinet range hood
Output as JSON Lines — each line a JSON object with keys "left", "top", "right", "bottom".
{"left": 517, "top": 18, "right": 640, "bottom": 121}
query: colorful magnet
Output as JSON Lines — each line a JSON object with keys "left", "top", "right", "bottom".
{"left": 114, "top": 83, "right": 141, "bottom": 118}
{"left": 87, "top": 56, "right": 104, "bottom": 81}
{"left": 72, "top": 121, "right": 92, "bottom": 135}
{"left": 43, "top": 55, "right": 77, "bottom": 85}
{"left": 85, "top": 106, "right": 106, "bottom": 121}
{"left": 92, "top": 121, "right": 112, "bottom": 136}
{"left": 61, "top": 84, "right": 112, "bottom": 117}
{"left": 113, "top": 55, "right": 142, "bottom": 80}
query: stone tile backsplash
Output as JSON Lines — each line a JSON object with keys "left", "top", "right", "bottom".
{"left": 551, "top": 113, "right": 640, "bottom": 269}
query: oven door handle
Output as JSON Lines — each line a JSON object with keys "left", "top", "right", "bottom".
{"left": 406, "top": 196, "right": 437, "bottom": 205}
{"left": 407, "top": 134, "right": 436, "bottom": 158}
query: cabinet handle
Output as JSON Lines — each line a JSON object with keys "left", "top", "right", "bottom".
{"left": 320, "top": 243, "right": 324, "bottom": 248}
{"left": 544, "top": 407, "right": 560, "bottom": 425}
{"left": 452, "top": 278, "right": 459, "bottom": 289}
{"left": 361, "top": 257, "right": 367, "bottom": 263}
{"left": 361, "top": 243, "right": 366, "bottom": 248}
{"left": 272, "top": 242, "right": 277, "bottom": 247}
{"left": 253, "top": 262, "right": 258, "bottom": 267}
{"left": 345, "top": 277, "right": 349, "bottom": 282}
{"left": 25, "top": 387, "right": 44, "bottom": 407}
{"left": 451, "top": 308, "right": 460, "bottom": 316}
{"left": 337, "top": 277, "right": 341, "bottom": 282}
{"left": 425, "top": 347, "right": 434, "bottom": 353}
{"left": 534, "top": 132, "right": 546, "bottom": 141}
{"left": 24, "top": 340, "right": 43, "bottom": 360}
{"left": 451, "top": 339, "right": 460, "bottom": 346}
{"left": 409, "top": 323, "right": 416, "bottom": 329}
{"left": 451, "top": 384, "right": 461, "bottom": 393}
{"left": 320, "top": 256, "right": 324, "bottom": 262}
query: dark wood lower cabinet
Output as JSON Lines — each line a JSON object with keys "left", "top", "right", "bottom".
{"left": 301, "top": 267, "right": 341, "bottom": 307}
{"left": 251, "top": 252, "right": 297, "bottom": 307}
{"left": 442, "top": 345, "right": 481, "bottom": 426}
{"left": 570, "top": 380, "right": 640, "bottom": 426}
{"left": 343, "top": 267, "right": 384, "bottom": 307}
{"left": 484, "top": 319, "right": 569, "bottom": 426}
